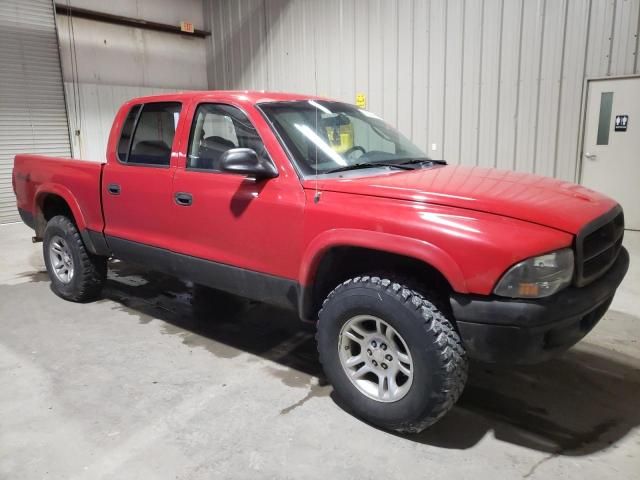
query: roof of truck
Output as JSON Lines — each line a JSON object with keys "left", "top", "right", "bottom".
{"left": 128, "top": 90, "right": 330, "bottom": 106}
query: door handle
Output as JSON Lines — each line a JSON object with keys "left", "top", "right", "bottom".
{"left": 107, "top": 183, "right": 121, "bottom": 195}
{"left": 174, "top": 192, "right": 193, "bottom": 206}
{"left": 584, "top": 152, "right": 597, "bottom": 160}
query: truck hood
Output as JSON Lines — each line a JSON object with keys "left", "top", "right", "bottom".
{"left": 307, "top": 165, "right": 618, "bottom": 234}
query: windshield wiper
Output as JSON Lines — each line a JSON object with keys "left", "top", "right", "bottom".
{"left": 396, "top": 158, "right": 448, "bottom": 166}
{"left": 324, "top": 162, "right": 414, "bottom": 174}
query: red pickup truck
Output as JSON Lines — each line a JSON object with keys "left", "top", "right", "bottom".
{"left": 13, "top": 91, "right": 629, "bottom": 433}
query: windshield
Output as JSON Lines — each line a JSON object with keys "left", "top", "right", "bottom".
{"left": 259, "top": 100, "right": 429, "bottom": 176}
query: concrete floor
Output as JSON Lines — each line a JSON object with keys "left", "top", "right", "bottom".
{"left": 1, "top": 222, "right": 639, "bottom": 480}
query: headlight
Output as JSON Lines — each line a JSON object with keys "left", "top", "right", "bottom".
{"left": 494, "top": 248, "right": 574, "bottom": 298}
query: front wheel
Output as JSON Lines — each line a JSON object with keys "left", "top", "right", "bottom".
{"left": 316, "top": 276, "right": 468, "bottom": 433}
{"left": 43, "top": 215, "right": 107, "bottom": 302}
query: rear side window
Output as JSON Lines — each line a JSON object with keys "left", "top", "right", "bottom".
{"left": 118, "top": 102, "right": 182, "bottom": 166}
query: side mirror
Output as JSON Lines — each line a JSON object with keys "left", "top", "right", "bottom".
{"left": 220, "top": 148, "right": 278, "bottom": 179}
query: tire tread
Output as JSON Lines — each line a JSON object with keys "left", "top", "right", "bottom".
{"left": 317, "top": 275, "right": 468, "bottom": 433}
{"left": 45, "top": 215, "right": 106, "bottom": 302}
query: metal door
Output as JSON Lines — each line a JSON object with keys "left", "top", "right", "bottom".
{"left": 581, "top": 77, "right": 640, "bottom": 230}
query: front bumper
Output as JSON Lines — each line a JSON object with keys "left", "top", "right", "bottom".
{"left": 450, "top": 247, "right": 629, "bottom": 364}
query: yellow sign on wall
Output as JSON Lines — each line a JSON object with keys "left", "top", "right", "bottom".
{"left": 355, "top": 93, "right": 366, "bottom": 109}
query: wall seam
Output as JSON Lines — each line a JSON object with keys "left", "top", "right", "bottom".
{"left": 475, "top": 0, "right": 486, "bottom": 166}
{"left": 532, "top": 0, "right": 547, "bottom": 174}
{"left": 381, "top": 0, "right": 385, "bottom": 116}
{"left": 493, "top": 0, "right": 505, "bottom": 168}
{"left": 353, "top": 0, "right": 357, "bottom": 101}
{"left": 300, "top": 1, "right": 306, "bottom": 92}
{"left": 426, "top": 0, "right": 431, "bottom": 152}
{"left": 225, "top": 2, "right": 232, "bottom": 88}
{"left": 441, "top": 0, "right": 448, "bottom": 159}
{"left": 248, "top": 1, "right": 255, "bottom": 88}
{"left": 634, "top": 0, "right": 640, "bottom": 73}
{"left": 552, "top": 0, "right": 570, "bottom": 178}
{"left": 396, "top": 0, "right": 400, "bottom": 126}
{"left": 217, "top": 1, "right": 226, "bottom": 88}
{"left": 458, "top": 0, "right": 466, "bottom": 162}
{"left": 410, "top": 0, "right": 416, "bottom": 139}
{"left": 512, "top": 0, "right": 526, "bottom": 171}
{"left": 340, "top": 0, "right": 345, "bottom": 98}
{"left": 367, "top": 1, "right": 371, "bottom": 99}
{"left": 204, "top": 0, "right": 212, "bottom": 87}
{"left": 575, "top": 0, "right": 594, "bottom": 183}
{"left": 607, "top": 0, "right": 617, "bottom": 75}
{"left": 237, "top": 0, "right": 244, "bottom": 87}
{"left": 262, "top": 0, "right": 270, "bottom": 89}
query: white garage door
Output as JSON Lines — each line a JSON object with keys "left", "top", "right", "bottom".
{"left": 0, "top": 0, "right": 71, "bottom": 224}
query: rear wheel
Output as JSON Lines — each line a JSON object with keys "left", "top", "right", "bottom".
{"left": 43, "top": 215, "right": 107, "bottom": 302}
{"left": 317, "top": 276, "right": 468, "bottom": 433}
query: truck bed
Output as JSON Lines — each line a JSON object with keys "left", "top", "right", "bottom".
{"left": 13, "top": 154, "right": 105, "bottom": 234}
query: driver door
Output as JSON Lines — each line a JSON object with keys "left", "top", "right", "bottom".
{"left": 170, "top": 102, "right": 305, "bottom": 289}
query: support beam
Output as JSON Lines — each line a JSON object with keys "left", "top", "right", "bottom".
{"left": 54, "top": 3, "right": 210, "bottom": 38}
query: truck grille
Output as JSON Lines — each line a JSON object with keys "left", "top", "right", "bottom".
{"left": 575, "top": 206, "right": 624, "bottom": 287}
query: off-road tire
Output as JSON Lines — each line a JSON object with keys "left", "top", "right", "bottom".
{"left": 43, "top": 215, "right": 107, "bottom": 302}
{"left": 317, "top": 276, "right": 468, "bottom": 433}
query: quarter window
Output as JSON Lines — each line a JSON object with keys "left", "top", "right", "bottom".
{"left": 121, "top": 102, "right": 181, "bottom": 166}
{"left": 187, "top": 104, "right": 267, "bottom": 171}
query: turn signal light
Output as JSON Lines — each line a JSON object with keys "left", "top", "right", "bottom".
{"left": 517, "top": 283, "right": 540, "bottom": 297}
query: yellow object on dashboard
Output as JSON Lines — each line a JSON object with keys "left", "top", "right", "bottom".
{"left": 325, "top": 122, "right": 354, "bottom": 154}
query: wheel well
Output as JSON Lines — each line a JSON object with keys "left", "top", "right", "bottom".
{"left": 41, "top": 194, "right": 73, "bottom": 221}
{"left": 306, "top": 246, "right": 453, "bottom": 320}
{"left": 36, "top": 194, "right": 75, "bottom": 235}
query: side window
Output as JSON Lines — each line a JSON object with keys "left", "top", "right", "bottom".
{"left": 117, "top": 104, "right": 141, "bottom": 162}
{"left": 126, "top": 102, "right": 181, "bottom": 166}
{"left": 187, "top": 104, "right": 267, "bottom": 171}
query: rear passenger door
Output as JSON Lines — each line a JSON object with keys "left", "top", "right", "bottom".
{"left": 102, "top": 101, "right": 183, "bottom": 252}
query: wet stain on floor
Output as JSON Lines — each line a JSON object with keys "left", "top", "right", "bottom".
{"left": 166, "top": 324, "right": 241, "bottom": 360}
{"left": 280, "top": 381, "right": 331, "bottom": 415}
{"left": 13, "top": 270, "right": 49, "bottom": 283}
{"left": 266, "top": 366, "right": 315, "bottom": 389}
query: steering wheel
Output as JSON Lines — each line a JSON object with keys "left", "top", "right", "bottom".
{"left": 344, "top": 146, "right": 366, "bottom": 159}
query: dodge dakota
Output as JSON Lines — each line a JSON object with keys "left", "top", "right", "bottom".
{"left": 13, "top": 91, "right": 629, "bottom": 432}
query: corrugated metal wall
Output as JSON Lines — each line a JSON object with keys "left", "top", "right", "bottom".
{"left": 205, "top": 0, "right": 640, "bottom": 182}
{"left": 57, "top": 0, "right": 208, "bottom": 160}
{"left": 63, "top": 83, "right": 180, "bottom": 161}
{"left": 0, "top": 0, "right": 71, "bottom": 224}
